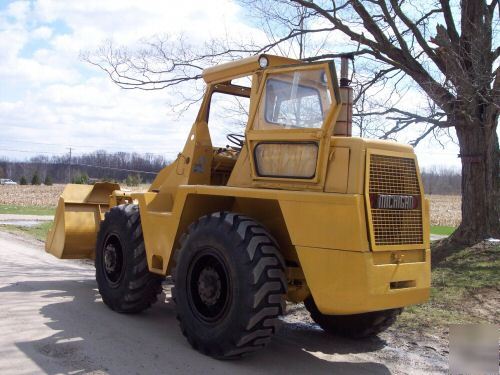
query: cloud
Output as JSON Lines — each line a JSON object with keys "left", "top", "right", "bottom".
{"left": 4, "top": 0, "right": 30, "bottom": 20}
{"left": 0, "top": 75, "right": 195, "bottom": 158}
{"left": 0, "top": 0, "right": 259, "bottom": 161}
{"left": 31, "top": 25, "right": 52, "bottom": 39}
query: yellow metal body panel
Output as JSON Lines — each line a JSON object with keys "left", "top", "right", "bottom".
{"left": 296, "top": 247, "right": 430, "bottom": 314}
{"left": 324, "top": 146, "right": 349, "bottom": 193}
{"left": 279, "top": 194, "right": 369, "bottom": 251}
{"left": 202, "top": 54, "right": 301, "bottom": 84}
{"left": 46, "top": 54, "right": 431, "bottom": 315}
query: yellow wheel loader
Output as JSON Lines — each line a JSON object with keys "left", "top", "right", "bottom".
{"left": 46, "top": 54, "right": 431, "bottom": 359}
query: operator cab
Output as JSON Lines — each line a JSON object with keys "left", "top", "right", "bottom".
{"left": 198, "top": 54, "right": 342, "bottom": 189}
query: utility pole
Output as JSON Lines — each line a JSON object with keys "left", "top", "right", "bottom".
{"left": 68, "top": 147, "right": 72, "bottom": 183}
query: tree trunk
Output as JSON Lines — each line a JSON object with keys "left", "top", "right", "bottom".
{"left": 452, "top": 119, "right": 500, "bottom": 244}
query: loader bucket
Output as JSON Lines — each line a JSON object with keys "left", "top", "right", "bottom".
{"left": 45, "top": 182, "right": 120, "bottom": 259}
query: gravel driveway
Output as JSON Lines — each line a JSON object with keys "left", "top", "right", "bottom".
{"left": 0, "top": 231, "right": 446, "bottom": 374}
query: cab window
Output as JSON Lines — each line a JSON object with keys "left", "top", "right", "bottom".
{"left": 265, "top": 79, "right": 323, "bottom": 128}
{"left": 254, "top": 68, "right": 332, "bottom": 130}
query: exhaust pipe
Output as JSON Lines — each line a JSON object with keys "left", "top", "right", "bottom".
{"left": 340, "top": 54, "right": 352, "bottom": 87}
{"left": 334, "top": 54, "right": 353, "bottom": 137}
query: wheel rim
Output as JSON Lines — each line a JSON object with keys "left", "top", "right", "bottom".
{"left": 102, "top": 234, "right": 124, "bottom": 287}
{"left": 187, "top": 248, "right": 231, "bottom": 323}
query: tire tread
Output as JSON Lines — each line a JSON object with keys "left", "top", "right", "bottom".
{"left": 172, "top": 211, "right": 287, "bottom": 358}
{"left": 304, "top": 297, "right": 401, "bottom": 338}
{"left": 95, "top": 204, "right": 163, "bottom": 314}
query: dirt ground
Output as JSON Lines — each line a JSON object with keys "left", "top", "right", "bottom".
{"left": 0, "top": 231, "right": 448, "bottom": 375}
{"left": 0, "top": 185, "right": 461, "bottom": 227}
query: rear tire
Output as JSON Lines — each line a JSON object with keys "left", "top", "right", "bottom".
{"left": 304, "top": 297, "right": 401, "bottom": 338}
{"left": 95, "top": 204, "right": 163, "bottom": 313}
{"left": 172, "top": 212, "right": 287, "bottom": 359}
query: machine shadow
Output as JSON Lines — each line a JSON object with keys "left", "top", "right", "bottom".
{"left": 0, "top": 279, "right": 391, "bottom": 375}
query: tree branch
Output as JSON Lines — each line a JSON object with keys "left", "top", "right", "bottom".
{"left": 355, "top": 107, "right": 448, "bottom": 128}
{"left": 388, "top": 0, "right": 448, "bottom": 75}
{"left": 410, "top": 125, "right": 440, "bottom": 146}
{"left": 439, "top": 0, "right": 460, "bottom": 44}
{"left": 302, "top": 49, "right": 373, "bottom": 61}
{"left": 291, "top": 0, "right": 457, "bottom": 113}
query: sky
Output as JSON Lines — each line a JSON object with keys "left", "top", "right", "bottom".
{"left": 0, "top": 0, "right": 464, "bottom": 169}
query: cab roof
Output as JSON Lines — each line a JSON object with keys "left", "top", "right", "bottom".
{"left": 202, "top": 54, "right": 301, "bottom": 84}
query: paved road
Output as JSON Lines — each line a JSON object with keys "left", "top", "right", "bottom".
{"left": 0, "top": 231, "right": 445, "bottom": 375}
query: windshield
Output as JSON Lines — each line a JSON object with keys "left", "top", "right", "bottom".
{"left": 254, "top": 68, "right": 332, "bottom": 130}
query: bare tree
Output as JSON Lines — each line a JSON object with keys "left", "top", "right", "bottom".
{"left": 0, "top": 151, "right": 169, "bottom": 184}
{"left": 85, "top": 0, "right": 499, "bottom": 244}
{"left": 421, "top": 166, "right": 461, "bottom": 195}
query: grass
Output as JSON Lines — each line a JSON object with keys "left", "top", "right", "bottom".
{"left": 397, "top": 242, "right": 500, "bottom": 330}
{"left": 0, "top": 222, "right": 52, "bottom": 241}
{"left": 0, "top": 204, "right": 55, "bottom": 216}
{"left": 430, "top": 225, "right": 456, "bottom": 236}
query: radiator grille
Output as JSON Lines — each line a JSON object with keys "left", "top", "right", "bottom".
{"left": 369, "top": 155, "right": 420, "bottom": 195}
{"left": 369, "top": 154, "right": 423, "bottom": 246}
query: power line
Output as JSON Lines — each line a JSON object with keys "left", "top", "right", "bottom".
{"left": 0, "top": 148, "right": 67, "bottom": 155}
{"left": 0, "top": 145, "right": 178, "bottom": 158}
{"left": 69, "top": 162, "right": 159, "bottom": 175}
{"left": 0, "top": 156, "right": 161, "bottom": 175}
{"left": 0, "top": 138, "right": 180, "bottom": 155}
{"left": 0, "top": 139, "right": 69, "bottom": 147}
{"left": 0, "top": 137, "right": 142, "bottom": 148}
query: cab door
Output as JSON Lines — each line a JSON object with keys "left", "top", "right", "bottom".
{"left": 245, "top": 62, "right": 341, "bottom": 190}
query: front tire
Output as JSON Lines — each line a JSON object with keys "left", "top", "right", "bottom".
{"left": 95, "top": 204, "right": 163, "bottom": 313}
{"left": 172, "top": 212, "right": 287, "bottom": 359}
{"left": 304, "top": 297, "right": 401, "bottom": 338}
